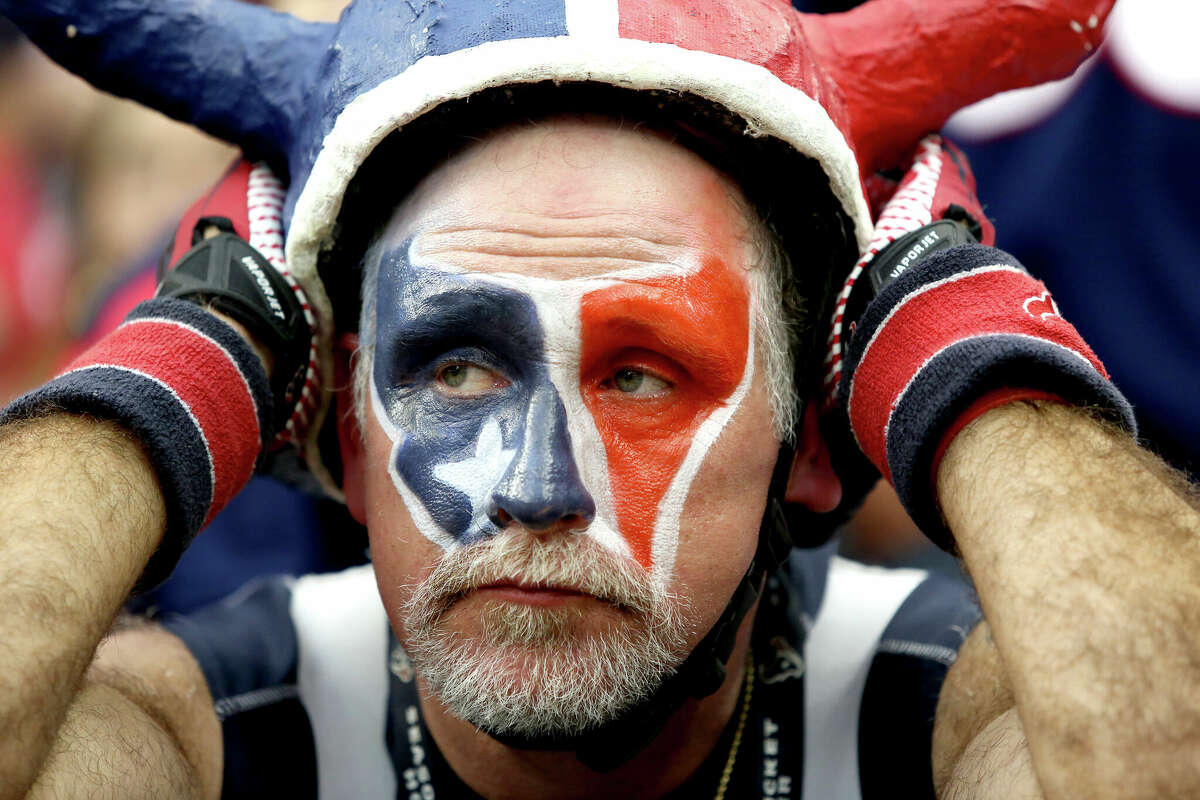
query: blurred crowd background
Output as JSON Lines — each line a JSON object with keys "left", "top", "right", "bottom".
{"left": 0, "top": 0, "right": 1195, "bottom": 612}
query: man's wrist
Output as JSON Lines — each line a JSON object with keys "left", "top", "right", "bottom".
{"left": 208, "top": 308, "right": 275, "bottom": 379}
{"left": 929, "top": 388, "right": 1066, "bottom": 493}
{"left": 938, "top": 400, "right": 1042, "bottom": 500}
{"left": 0, "top": 299, "right": 274, "bottom": 591}
{"left": 0, "top": 413, "right": 167, "bottom": 556}
{"left": 935, "top": 400, "right": 1113, "bottom": 533}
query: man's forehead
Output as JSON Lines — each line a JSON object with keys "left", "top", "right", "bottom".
{"left": 378, "top": 239, "right": 735, "bottom": 317}
{"left": 398, "top": 233, "right": 705, "bottom": 287}
{"left": 375, "top": 116, "right": 756, "bottom": 281}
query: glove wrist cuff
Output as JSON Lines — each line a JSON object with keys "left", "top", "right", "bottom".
{"left": 0, "top": 299, "right": 272, "bottom": 590}
{"left": 841, "top": 244, "right": 1136, "bottom": 548}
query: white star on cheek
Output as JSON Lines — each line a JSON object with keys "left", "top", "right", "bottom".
{"left": 432, "top": 417, "right": 517, "bottom": 519}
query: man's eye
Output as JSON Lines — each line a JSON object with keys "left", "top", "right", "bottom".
{"left": 435, "top": 363, "right": 506, "bottom": 394}
{"left": 612, "top": 367, "right": 671, "bottom": 396}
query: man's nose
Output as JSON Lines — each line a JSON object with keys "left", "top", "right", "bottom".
{"left": 487, "top": 385, "right": 595, "bottom": 532}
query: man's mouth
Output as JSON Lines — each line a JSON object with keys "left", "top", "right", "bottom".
{"left": 473, "top": 579, "right": 595, "bottom": 608}
{"left": 413, "top": 532, "right": 653, "bottom": 622}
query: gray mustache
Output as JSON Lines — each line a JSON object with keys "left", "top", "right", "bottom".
{"left": 404, "top": 531, "right": 671, "bottom": 624}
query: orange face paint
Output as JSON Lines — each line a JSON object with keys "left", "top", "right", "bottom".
{"left": 579, "top": 257, "right": 751, "bottom": 568}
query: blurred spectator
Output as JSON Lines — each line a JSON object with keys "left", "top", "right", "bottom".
{"left": 67, "top": 99, "right": 237, "bottom": 330}
{"left": 948, "top": 0, "right": 1200, "bottom": 478}
{"left": 0, "top": 23, "right": 87, "bottom": 403}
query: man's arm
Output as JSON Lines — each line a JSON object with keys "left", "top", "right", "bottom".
{"left": 26, "top": 620, "right": 222, "bottom": 800}
{"left": 0, "top": 414, "right": 220, "bottom": 799}
{"left": 935, "top": 401, "right": 1200, "bottom": 798}
{"left": 932, "top": 621, "right": 1041, "bottom": 799}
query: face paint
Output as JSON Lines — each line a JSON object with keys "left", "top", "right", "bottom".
{"left": 371, "top": 239, "right": 753, "bottom": 585}
{"left": 579, "top": 258, "right": 753, "bottom": 574}
{"left": 372, "top": 244, "right": 596, "bottom": 548}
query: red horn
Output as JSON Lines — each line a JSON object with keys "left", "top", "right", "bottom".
{"left": 802, "top": 0, "right": 1115, "bottom": 176}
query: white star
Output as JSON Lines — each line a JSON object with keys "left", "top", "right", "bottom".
{"left": 433, "top": 417, "right": 516, "bottom": 521}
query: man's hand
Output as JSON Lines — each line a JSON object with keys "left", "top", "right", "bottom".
{"left": 157, "top": 159, "right": 317, "bottom": 450}
{"left": 212, "top": 308, "right": 275, "bottom": 378}
{"left": 938, "top": 402, "right": 1200, "bottom": 798}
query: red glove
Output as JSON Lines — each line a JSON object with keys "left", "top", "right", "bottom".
{"left": 824, "top": 135, "right": 1134, "bottom": 547}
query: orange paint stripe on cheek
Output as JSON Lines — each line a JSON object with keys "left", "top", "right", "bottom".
{"left": 579, "top": 257, "right": 750, "bottom": 569}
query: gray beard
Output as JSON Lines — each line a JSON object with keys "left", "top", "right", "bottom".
{"left": 400, "top": 532, "right": 694, "bottom": 739}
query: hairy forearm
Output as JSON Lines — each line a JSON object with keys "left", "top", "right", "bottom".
{"left": 940, "top": 402, "right": 1200, "bottom": 798}
{"left": 27, "top": 682, "right": 203, "bottom": 800}
{"left": 0, "top": 414, "right": 165, "bottom": 797}
{"left": 943, "top": 708, "right": 1041, "bottom": 800}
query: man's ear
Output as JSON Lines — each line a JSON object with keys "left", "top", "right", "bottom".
{"left": 784, "top": 402, "right": 843, "bottom": 512}
{"left": 334, "top": 332, "right": 368, "bottom": 526}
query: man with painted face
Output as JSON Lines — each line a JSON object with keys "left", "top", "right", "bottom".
{"left": 3, "top": 1, "right": 1200, "bottom": 798}
{"left": 350, "top": 114, "right": 871, "bottom": 776}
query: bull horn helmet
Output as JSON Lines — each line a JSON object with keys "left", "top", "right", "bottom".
{"left": 3, "top": 0, "right": 1112, "bottom": 488}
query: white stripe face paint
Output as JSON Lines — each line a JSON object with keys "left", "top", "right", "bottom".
{"left": 369, "top": 245, "right": 756, "bottom": 586}
{"left": 651, "top": 308, "right": 755, "bottom": 584}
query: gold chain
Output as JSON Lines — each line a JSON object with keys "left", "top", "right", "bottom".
{"left": 713, "top": 650, "right": 754, "bottom": 800}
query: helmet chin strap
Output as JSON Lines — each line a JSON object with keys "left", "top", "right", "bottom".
{"left": 485, "top": 441, "right": 798, "bottom": 772}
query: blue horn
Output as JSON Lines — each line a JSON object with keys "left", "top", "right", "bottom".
{"left": 0, "top": 0, "right": 334, "bottom": 170}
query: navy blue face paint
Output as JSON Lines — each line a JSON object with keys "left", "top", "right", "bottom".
{"left": 372, "top": 242, "right": 595, "bottom": 546}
